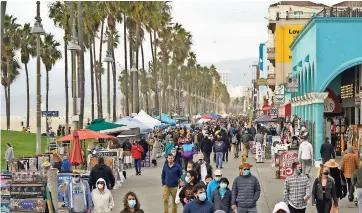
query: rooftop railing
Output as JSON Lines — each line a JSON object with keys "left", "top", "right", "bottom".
{"left": 317, "top": 7, "right": 362, "bottom": 17}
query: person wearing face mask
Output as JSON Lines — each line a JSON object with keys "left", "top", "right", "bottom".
{"left": 179, "top": 170, "right": 198, "bottom": 206}
{"left": 283, "top": 162, "right": 311, "bottom": 213}
{"left": 231, "top": 162, "right": 261, "bottom": 213}
{"left": 165, "top": 135, "right": 175, "bottom": 159}
{"left": 195, "top": 153, "right": 213, "bottom": 184}
{"left": 311, "top": 165, "right": 338, "bottom": 213}
{"left": 207, "top": 169, "right": 222, "bottom": 200}
{"left": 183, "top": 183, "right": 216, "bottom": 213}
{"left": 91, "top": 178, "right": 114, "bottom": 213}
{"left": 175, "top": 175, "right": 187, "bottom": 205}
{"left": 211, "top": 177, "right": 232, "bottom": 213}
{"left": 204, "top": 175, "right": 213, "bottom": 188}
{"left": 181, "top": 138, "right": 196, "bottom": 172}
{"left": 120, "top": 191, "right": 144, "bottom": 213}
{"left": 64, "top": 171, "right": 93, "bottom": 213}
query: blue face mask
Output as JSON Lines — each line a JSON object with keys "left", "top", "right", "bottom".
{"left": 296, "top": 169, "right": 302, "bottom": 175}
{"left": 128, "top": 200, "right": 136, "bottom": 208}
{"left": 243, "top": 170, "right": 250, "bottom": 176}
{"left": 198, "top": 192, "right": 207, "bottom": 201}
{"left": 72, "top": 177, "right": 80, "bottom": 182}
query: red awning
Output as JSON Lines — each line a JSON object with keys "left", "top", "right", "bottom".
{"left": 279, "top": 103, "right": 291, "bottom": 118}
{"left": 56, "top": 129, "right": 115, "bottom": 142}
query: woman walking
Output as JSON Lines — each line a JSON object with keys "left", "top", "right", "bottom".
{"left": 5, "top": 143, "right": 14, "bottom": 171}
{"left": 120, "top": 191, "right": 144, "bottom": 213}
{"left": 91, "top": 178, "right": 114, "bottom": 213}
{"left": 325, "top": 159, "right": 347, "bottom": 213}
{"left": 179, "top": 170, "right": 198, "bottom": 206}
{"left": 312, "top": 164, "right": 338, "bottom": 213}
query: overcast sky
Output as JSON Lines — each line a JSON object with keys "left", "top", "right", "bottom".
{"left": 2, "top": 0, "right": 343, "bottom": 116}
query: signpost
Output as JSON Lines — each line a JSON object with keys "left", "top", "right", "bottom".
{"left": 41, "top": 111, "right": 59, "bottom": 117}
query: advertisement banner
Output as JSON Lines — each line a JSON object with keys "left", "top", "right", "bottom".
{"left": 275, "top": 25, "right": 303, "bottom": 63}
{"left": 278, "top": 150, "right": 299, "bottom": 179}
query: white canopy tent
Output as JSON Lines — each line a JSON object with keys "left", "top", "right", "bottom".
{"left": 133, "top": 110, "right": 161, "bottom": 127}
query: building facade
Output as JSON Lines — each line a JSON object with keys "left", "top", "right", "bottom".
{"left": 290, "top": 7, "right": 362, "bottom": 162}
{"left": 266, "top": 1, "right": 326, "bottom": 106}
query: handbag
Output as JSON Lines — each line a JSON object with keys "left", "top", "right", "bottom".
{"left": 340, "top": 171, "right": 346, "bottom": 187}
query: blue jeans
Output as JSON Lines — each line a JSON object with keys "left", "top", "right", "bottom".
{"left": 215, "top": 152, "right": 223, "bottom": 168}
{"left": 134, "top": 159, "right": 142, "bottom": 173}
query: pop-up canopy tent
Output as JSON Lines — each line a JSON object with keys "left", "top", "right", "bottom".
{"left": 199, "top": 113, "right": 213, "bottom": 120}
{"left": 134, "top": 110, "right": 161, "bottom": 127}
{"left": 155, "top": 113, "right": 176, "bottom": 125}
{"left": 86, "top": 118, "right": 125, "bottom": 132}
{"left": 209, "top": 112, "right": 221, "bottom": 119}
{"left": 115, "top": 116, "right": 153, "bottom": 134}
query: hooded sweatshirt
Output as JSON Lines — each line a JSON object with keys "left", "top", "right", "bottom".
{"left": 92, "top": 178, "right": 114, "bottom": 213}
{"left": 5, "top": 147, "right": 14, "bottom": 161}
{"left": 272, "top": 201, "right": 290, "bottom": 213}
{"left": 64, "top": 178, "right": 93, "bottom": 212}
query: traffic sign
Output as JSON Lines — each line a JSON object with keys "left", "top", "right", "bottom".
{"left": 41, "top": 111, "right": 59, "bottom": 117}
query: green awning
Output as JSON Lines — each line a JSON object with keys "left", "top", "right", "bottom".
{"left": 86, "top": 118, "right": 125, "bottom": 132}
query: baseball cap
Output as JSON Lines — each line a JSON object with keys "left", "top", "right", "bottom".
{"left": 214, "top": 169, "right": 222, "bottom": 176}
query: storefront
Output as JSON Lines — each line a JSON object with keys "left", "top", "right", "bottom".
{"left": 278, "top": 103, "right": 291, "bottom": 118}
{"left": 289, "top": 15, "right": 362, "bottom": 163}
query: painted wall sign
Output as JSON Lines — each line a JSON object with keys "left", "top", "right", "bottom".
{"left": 324, "top": 88, "right": 341, "bottom": 113}
{"left": 278, "top": 150, "right": 298, "bottom": 179}
{"left": 275, "top": 25, "right": 304, "bottom": 63}
{"left": 324, "top": 97, "right": 335, "bottom": 112}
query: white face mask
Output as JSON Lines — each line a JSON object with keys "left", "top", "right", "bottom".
{"left": 97, "top": 184, "right": 104, "bottom": 189}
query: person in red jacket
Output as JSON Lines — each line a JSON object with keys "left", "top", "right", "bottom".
{"left": 131, "top": 141, "right": 145, "bottom": 175}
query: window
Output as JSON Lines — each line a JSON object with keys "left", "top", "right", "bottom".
{"left": 293, "top": 11, "right": 303, "bottom": 17}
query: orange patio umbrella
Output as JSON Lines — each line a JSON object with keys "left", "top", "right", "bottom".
{"left": 68, "top": 130, "right": 84, "bottom": 166}
{"left": 56, "top": 129, "right": 115, "bottom": 142}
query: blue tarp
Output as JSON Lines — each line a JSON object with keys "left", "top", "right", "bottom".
{"left": 115, "top": 116, "right": 153, "bottom": 133}
{"left": 209, "top": 112, "right": 221, "bottom": 119}
{"left": 154, "top": 113, "right": 176, "bottom": 125}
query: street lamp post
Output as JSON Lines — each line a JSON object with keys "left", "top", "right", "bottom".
{"left": 103, "top": 49, "right": 114, "bottom": 121}
{"left": 68, "top": 2, "right": 81, "bottom": 132}
{"left": 167, "top": 84, "right": 172, "bottom": 116}
{"left": 157, "top": 80, "right": 163, "bottom": 121}
{"left": 31, "top": 1, "right": 45, "bottom": 154}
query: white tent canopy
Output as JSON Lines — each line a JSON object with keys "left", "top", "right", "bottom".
{"left": 134, "top": 110, "right": 161, "bottom": 127}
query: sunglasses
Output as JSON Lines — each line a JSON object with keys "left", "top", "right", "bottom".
{"left": 97, "top": 182, "right": 105, "bottom": 185}
{"left": 72, "top": 175, "right": 80, "bottom": 178}
{"left": 243, "top": 169, "right": 250, "bottom": 171}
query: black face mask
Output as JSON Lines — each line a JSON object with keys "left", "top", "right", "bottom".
{"left": 323, "top": 171, "right": 329, "bottom": 175}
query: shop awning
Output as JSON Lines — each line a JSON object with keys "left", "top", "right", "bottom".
{"left": 279, "top": 103, "right": 291, "bottom": 118}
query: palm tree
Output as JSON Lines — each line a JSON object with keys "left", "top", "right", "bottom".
{"left": 48, "top": 1, "right": 71, "bottom": 133}
{"left": 2, "top": 15, "right": 20, "bottom": 130}
{"left": 40, "top": 33, "right": 62, "bottom": 131}
{"left": 77, "top": 1, "right": 85, "bottom": 129}
{"left": 19, "top": 23, "right": 36, "bottom": 129}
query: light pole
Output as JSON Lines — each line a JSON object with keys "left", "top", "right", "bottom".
{"left": 31, "top": 1, "right": 45, "bottom": 154}
{"left": 167, "top": 84, "right": 172, "bottom": 116}
{"left": 157, "top": 80, "right": 163, "bottom": 121}
{"left": 131, "top": 66, "right": 138, "bottom": 114}
{"left": 103, "top": 50, "right": 114, "bottom": 121}
{"left": 146, "top": 72, "right": 153, "bottom": 115}
{"left": 68, "top": 2, "right": 81, "bottom": 131}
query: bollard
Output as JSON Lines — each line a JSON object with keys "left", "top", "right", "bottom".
{"left": 47, "top": 168, "right": 58, "bottom": 213}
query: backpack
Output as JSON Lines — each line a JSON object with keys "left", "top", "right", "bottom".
{"left": 232, "top": 135, "right": 238, "bottom": 144}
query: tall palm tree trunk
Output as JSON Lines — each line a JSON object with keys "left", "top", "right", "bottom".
{"left": 141, "top": 42, "right": 149, "bottom": 114}
{"left": 107, "top": 39, "right": 111, "bottom": 121}
{"left": 25, "top": 63, "right": 30, "bottom": 128}
{"left": 111, "top": 47, "right": 117, "bottom": 121}
{"left": 7, "top": 85, "right": 10, "bottom": 130}
{"left": 123, "top": 13, "right": 129, "bottom": 116}
{"left": 77, "top": 0, "right": 85, "bottom": 128}
{"left": 46, "top": 71, "right": 49, "bottom": 131}
{"left": 134, "top": 22, "right": 140, "bottom": 113}
{"left": 4, "top": 86, "right": 9, "bottom": 130}
{"left": 89, "top": 41, "right": 94, "bottom": 121}
{"left": 64, "top": 42, "right": 69, "bottom": 134}
{"left": 129, "top": 38, "right": 133, "bottom": 113}
{"left": 98, "top": 20, "right": 104, "bottom": 118}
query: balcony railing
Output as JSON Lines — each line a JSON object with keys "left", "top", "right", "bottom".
{"left": 276, "top": 11, "right": 316, "bottom": 20}
{"left": 317, "top": 7, "right": 362, "bottom": 17}
{"left": 267, "top": 47, "right": 275, "bottom": 53}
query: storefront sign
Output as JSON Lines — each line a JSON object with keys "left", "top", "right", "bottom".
{"left": 341, "top": 84, "right": 354, "bottom": 99}
{"left": 275, "top": 94, "right": 285, "bottom": 104}
{"left": 270, "top": 108, "right": 278, "bottom": 118}
{"left": 278, "top": 150, "right": 298, "bottom": 179}
{"left": 275, "top": 85, "right": 285, "bottom": 95}
{"left": 256, "top": 142, "right": 263, "bottom": 163}
{"left": 275, "top": 25, "right": 303, "bottom": 63}
{"left": 11, "top": 184, "right": 45, "bottom": 199}
{"left": 262, "top": 104, "right": 271, "bottom": 114}
{"left": 257, "top": 78, "right": 268, "bottom": 86}
{"left": 10, "top": 199, "right": 46, "bottom": 212}
{"left": 324, "top": 97, "right": 335, "bottom": 112}
{"left": 286, "top": 76, "right": 298, "bottom": 92}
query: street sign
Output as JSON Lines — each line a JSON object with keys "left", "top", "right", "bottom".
{"left": 41, "top": 111, "right": 59, "bottom": 117}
